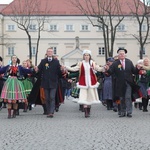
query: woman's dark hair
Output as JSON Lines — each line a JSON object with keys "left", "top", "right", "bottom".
{"left": 17, "top": 58, "right": 20, "bottom": 64}
{"left": 0, "top": 56, "right": 3, "bottom": 62}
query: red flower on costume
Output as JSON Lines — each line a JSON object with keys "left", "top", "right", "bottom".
{"left": 11, "top": 66, "right": 18, "bottom": 74}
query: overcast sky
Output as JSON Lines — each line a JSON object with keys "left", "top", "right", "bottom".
{"left": 0, "top": 0, "right": 13, "bottom": 4}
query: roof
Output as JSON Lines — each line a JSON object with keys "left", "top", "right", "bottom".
{"left": 1, "top": 0, "right": 146, "bottom": 16}
{"left": 0, "top": 4, "right": 8, "bottom": 13}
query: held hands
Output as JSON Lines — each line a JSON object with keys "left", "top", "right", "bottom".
{"left": 103, "top": 65, "right": 109, "bottom": 71}
{"left": 60, "top": 65, "right": 66, "bottom": 71}
{"left": 34, "top": 66, "right": 39, "bottom": 72}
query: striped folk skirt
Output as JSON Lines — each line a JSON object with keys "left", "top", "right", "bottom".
{"left": 1, "top": 76, "right": 27, "bottom": 102}
{"left": 21, "top": 78, "right": 33, "bottom": 95}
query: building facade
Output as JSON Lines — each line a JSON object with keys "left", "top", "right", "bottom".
{"left": 0, "top": 0, "right": 150, "bottom": 66}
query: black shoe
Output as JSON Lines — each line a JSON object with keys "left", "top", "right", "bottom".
{"left": 119, "top": 114, "right": 126, "bottom": 117}
{"left": 127, "top": 114, "right": 132, "bottom": 117}
{"left": 55, "top": 107, "right": 59, "bottom": 112}
{"left": 47, "top": 114, "right": 53, "bottom": 118}
{"left": 113, "top": 109, "right": 117, "bottom": 112}
{"left": 28, "top": 105, "right": 32, "bottom": 110}
{"left": 143, "top": 109, "right": 148, "bottom": 112}
{"left": 118, "top": 112, "right": 121, "bottom": 115}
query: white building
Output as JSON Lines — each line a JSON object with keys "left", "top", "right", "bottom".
{"left": 0, "top": 0, "right": 149, "bottom": 66}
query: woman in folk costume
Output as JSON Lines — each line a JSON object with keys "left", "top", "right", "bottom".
{"left": 0, "top": 55, "right": 33, "bottom": 119}
{"left": 134, "top": 59, "right": 143, "bottom": 110}
{"left": 136, "top": 58, "right": 150, "bottom": 112}
{"left": 21, "top": 60, "right": 33, "bottom": 112}
{"left": 66, "top": 50, "right": 104, "bottom": 118}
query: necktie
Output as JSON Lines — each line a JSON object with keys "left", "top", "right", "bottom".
{"left": 48, "top": 58, "right": 52, "bottom": 62}
{"left": 121, "top": 60, "right": 125, "bottom": 69}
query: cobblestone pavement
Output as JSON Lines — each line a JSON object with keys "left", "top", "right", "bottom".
{"left": 0, "top": 99, "right": 150, "bottom": 150}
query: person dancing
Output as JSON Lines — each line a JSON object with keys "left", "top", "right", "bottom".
{"left": 65, "top": 50, "right": 104, "bottom": 118}
{"left": 0, "top": 55, "right": 33, "bottom": 119}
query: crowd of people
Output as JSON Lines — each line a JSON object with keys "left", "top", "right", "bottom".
{"left": 0, "top": 47, "right": 150, "bottom": 119}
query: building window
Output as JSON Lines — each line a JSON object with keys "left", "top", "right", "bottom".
{"left": 117, "top": 24, "right": 125, "bottom": 31}
{"left": 31, "top": 47, "right": 36, "bottom": 55}
{"left": 52, "top": 47, "right": 57, "bottom": 54}
{"left": 7, "top": 25, "right": 15, "bottom": 31}
{"left": 29, "top": 24, "right": 37, "bottom": 31}
{"left": 98, "top": 47, "right": 105, "bottom": 55}
{"left": 8, "top": 47, "right": 14, "bottom": 55}
{"left": 49, "top": 25, "right": 58, "bottom": 31}
{"left": 141, "top": 24, "right": 147, "bottom": 32}
{"left": 97, "top": 26, "right": 103, "bottom": 31}
{"left": 81, "top": 25, "right": 89, "bottom": 31}
{"left": 65, "top": 25, "right": 74, "bottom": 31}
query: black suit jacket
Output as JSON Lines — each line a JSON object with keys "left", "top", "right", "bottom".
{"left": 38, "top": 58, "right": 62, "bottom": 89}
{"left": 107, "top": 58, "right": 138, "bottom": 97}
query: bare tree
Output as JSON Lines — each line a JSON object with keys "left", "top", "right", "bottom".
{"left": 10, "top": 0, "right": 49, "bottom": 64}
{"left": 70, "top": 0, "right": 124, "bottom": 59}
{"left": 128, "top": 0, "right": 150, "bottom": 59}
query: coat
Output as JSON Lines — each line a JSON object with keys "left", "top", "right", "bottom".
{"left": 38, "top": 58, "right": 62, "bottom": 89}
{"left": 107, "top": 58, "right": 139, "bottom": 97}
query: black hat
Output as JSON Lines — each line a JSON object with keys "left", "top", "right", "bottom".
{"left": 117, "top": 48, "right": 127, "bottom": 54}
{"left": 0, "top": 56, "right": 3, "bottom": 62}
{"left": 106, "top": 57, "right": 115, "bottom": 62}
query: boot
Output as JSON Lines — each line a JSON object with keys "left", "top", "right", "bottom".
{"left": 3, "top": 102, "right": 7, "bottom": 108}
{"left": 42, "top": 104, "right": 47, "bottom": 115}
{"left": 8, "top": 109, "right": 11, "bottom": 119}
{"left": 12, "top": 109, "right": 17, "bottom": 118}
{"left": 23, "top": 104, "right": 28, "bottom": 112}
{"left": 142, "top": 98, "right": 148, "bottom": 112}
{"left": 84, "top": 108, "right": 88, "bottom": 118}
{"left": 118, "top": 104, "right": 121, "bottom": 115}
{"left": 79, "top": 105, "right": 84, "bottom": 112}
{"left": 106, "top": 100, "right": 110, "bottom": 110}
{"left": 0, "top": 102, "right": 2, "bottom": 110}
{"left": 16, "top": 109, "right": 19, "bottom": 115}
{"left": 87, "top": 107, "right": 91, "bottom": 117}
{"left": 28, "top": 104, "right": 32, "bottom": 110}
{"left": 139, "top": 103, "right": 142, "bottom": 110}
{"left": 134, "top": 103, "right": 137, "bottom": 108}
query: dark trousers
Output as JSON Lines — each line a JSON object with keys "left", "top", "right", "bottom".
{"left": 142, "top": 97, "right": 148, "bottom": 111}
{"left": 44, "top": 88, "right": 57, "bottom": 114}
{"left": 120, "top": 83, "right": 132, "bottom": 114}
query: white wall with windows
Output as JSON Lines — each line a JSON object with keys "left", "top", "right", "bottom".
{"left": 0, "top": 16, "right": 149, "bottom": 66}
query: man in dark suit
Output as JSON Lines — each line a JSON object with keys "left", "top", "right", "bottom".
{"left": 35, "top": 48, "right": 62, "bottom": 118}
{"left": 105, "top": 48, "right": 139, "bottom": 118}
